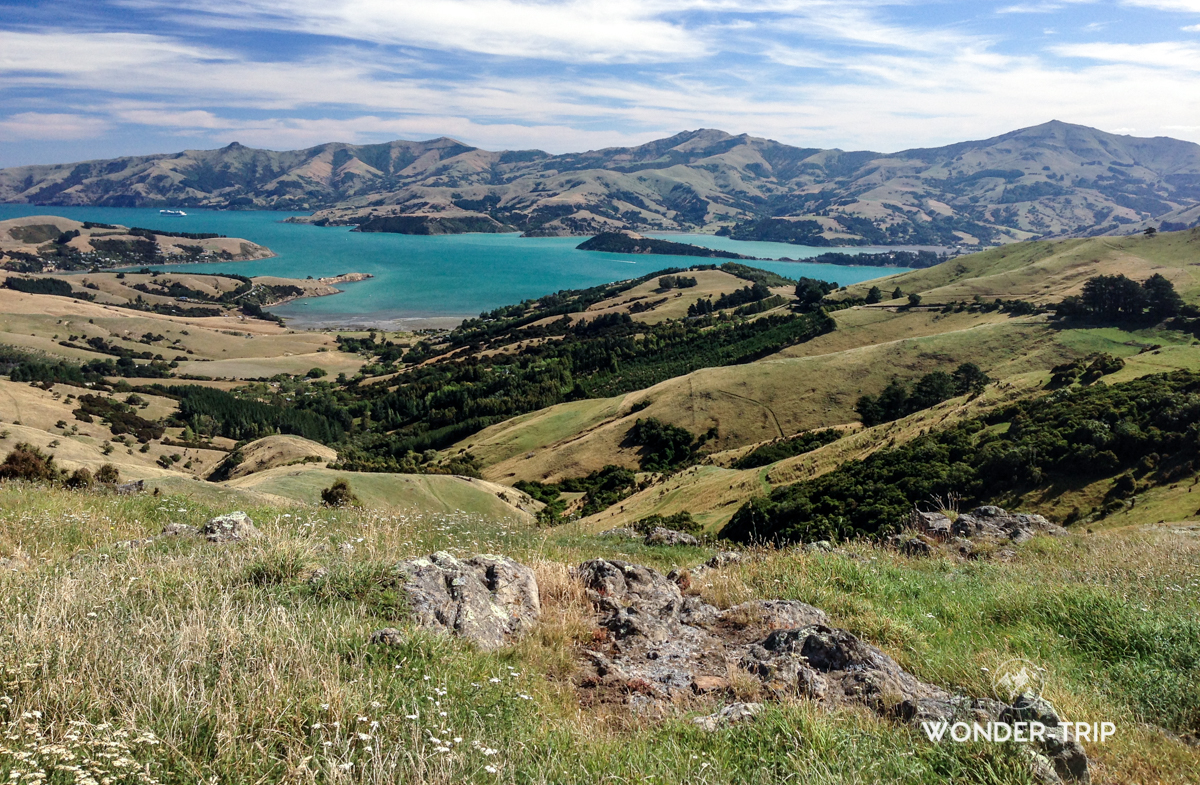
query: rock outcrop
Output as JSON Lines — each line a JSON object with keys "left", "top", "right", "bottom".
{"left": 373, "top": 552, "right": 541, "bottom": 651}
{"left": 693, "top": 702, "right": 763, "bottom": 731}
{"left": 598, "top": 526, "right": 701, "bottom": 547}
{"left": 575, "top": 557, "right": 1089, "bottom": 782}
{"left": 644, "top": 527, "right": 700, "bottom": 547}
{"left": 899, "top": 506, "right": 1069, "bottom": 557}
{"left": 200, "top": 512, "right": 261, "bottom": 543}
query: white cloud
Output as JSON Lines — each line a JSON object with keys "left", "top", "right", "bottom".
{"left": 1053, "top": 40, "right": 1200, "bottom": 70}
{"left": 4, "top": 2, "right": 1200, "bottom": 159}
{"left": 1121, "top": 0, "right": 1200, "bottom": 11}
{"left": 103, "top": 105, "right": 657, "bottom": 150}
{"left": 0, "top": 113, "right": 111, "bottom": 141}
{"left": 117, "top": 0, "right": 710, "bottom": 63}
{"left": 997, "top": 4, "right": 1064, "bottom": 13}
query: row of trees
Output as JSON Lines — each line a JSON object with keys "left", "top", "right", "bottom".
{"left": 1057, "top": 273, "right": 1182, "bottom": 323}
{"left": 658, "top": 275, "right": 698, "bottom": 290}
{"left": 855, "top": 363, "right": 991, "bottom": 426}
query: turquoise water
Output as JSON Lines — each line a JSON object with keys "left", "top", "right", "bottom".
{"left": 648, "top": 233, "right": 937, "bottom": 260}
{"left": 0, "top": 205, "right": 908, "bottom": 324}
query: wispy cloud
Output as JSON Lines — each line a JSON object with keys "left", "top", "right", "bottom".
{"left": 2, "top": 0, "right": 1200, "bottom": 165}
{"left": 0, "top": 113, "right": 111, "bottom": 142}
{"left": 1053, "top": 40, "right": 1200, "bottom": 70}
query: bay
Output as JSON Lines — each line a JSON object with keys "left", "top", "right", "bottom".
{"left": 0, "top": 205, "right": 910, "bottom": 326}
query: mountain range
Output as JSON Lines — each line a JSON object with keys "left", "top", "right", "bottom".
{"left": 3, "top": 121, "right": 1200, "bottom": 247}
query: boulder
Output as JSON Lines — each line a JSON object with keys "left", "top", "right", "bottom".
{"left": 693, "top": 702, "right": 763, "bottom": 731}
{"left": 889, "top": 533, "right": 934, "bottom": 556}
{"left": 368, "top": 628, "right": 405, "bottom": 646}
{"left": 579, "top": 558, "right": 686, "bottom": 642}
{"left": 953, "top": 506, "right": 1064, "bottom": 543}
{"left": 574, "top": 558, "right": 1088, "bottom": 782}
{"left": 912, "top": 511, "right": 952, "bottom": 539}
{"left": 644, "top": 527, "right": 699, "bottom": 546}
{"left": 1003, "top": 693, "right": 1091, "bottom": 783}
{"left": 115, "top": 480, "right": 144, "bottom": 495}
{"left": 200, "top": 512, "right": 261, "bottom": 543}
{"left": 393, "top": 552, "right": 540, "bottom": 650}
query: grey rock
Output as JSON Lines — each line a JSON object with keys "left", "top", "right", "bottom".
{"left": 912, "top": 511, "right": 953, "bottom": 538}
{"left": 1003, "top": 693, "right": 1090, "bottom": 783}
{"left": 704, "top": 551, "right": 743, "bottom": 569}
{"left": 160, "top": 523, "right": 198, "bottom": 538}
{"left": 719, "top": 599, "right": 828, "bottom": 631}
{"left": 114, "top": 538, "right": 154, "bottom": 549}
{"left": 115, "top": 480, "right": 144, "bottom": 495}
{"left": 394, "top": 551, "right": 540, "bottom": 650}
{"left": 573, "top": 558, "right": 1088, "bottom": 782}
{"left": 805, "top": 540, "right": 835, "bottom": 553}
{"left": 889, "top": 533, "right": 935, "bottom": 556}
{"left": 693, "top": 702, "right": 763, "bottom": 731}
{"left": 950, "top": 537, "right": 975, "bottom": 556}
{"left": 1010, "top": 528, "right": 1036, "bottom": 545}
{"left": 578, "top": 558, "right": 683, "bottom": 620}
{"left": 644, "top": 527, "right": 699, "bottom": 546}
{"left": 369, "top": 628, "right": 405, "bottom": 646}
{"left": 200, "top": 512, "right": 261, "bottom": 543}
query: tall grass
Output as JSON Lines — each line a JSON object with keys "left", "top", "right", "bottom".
{"left": 0, "top": 484, "right": 1197, "bottom": 783}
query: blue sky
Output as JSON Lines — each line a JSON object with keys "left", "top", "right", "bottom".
{"left": 0, "top": 0, "right": 1198, "bottom": 166}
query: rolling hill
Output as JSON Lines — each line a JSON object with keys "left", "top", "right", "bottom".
{"left": 3, "top": 122, "right": 1200, "bottom": 247}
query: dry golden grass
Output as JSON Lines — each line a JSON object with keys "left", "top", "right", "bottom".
{"left": 840, "top": 228, "right": 1200, "bottom": 304}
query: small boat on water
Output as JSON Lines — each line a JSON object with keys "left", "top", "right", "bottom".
{"left": 159, "top": 209, "right": 187, "bottom": 216}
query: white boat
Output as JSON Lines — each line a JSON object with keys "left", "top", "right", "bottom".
{"left": 159, "top": 209, "right": 187, "bottom": 216}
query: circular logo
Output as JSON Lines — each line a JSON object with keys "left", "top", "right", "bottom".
{"left": 991, "top": 658, "right": 1046, "bottom": 702}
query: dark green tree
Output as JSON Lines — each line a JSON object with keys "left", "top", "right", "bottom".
{"left": 1143, "top": 273, "right": 1183, "bottom": 321}
{"left": 910, "top": 371, "right": 957, "bottom": 410}
{"left": 952, "top": 362, "right": 991, "bottom": 395}
{"left": 866, "top": 286, "right": 883, "bottom": 304}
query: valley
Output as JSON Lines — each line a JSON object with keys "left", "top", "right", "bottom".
{"left": 0, "top": 223, "right": 1198, "bottom": 784}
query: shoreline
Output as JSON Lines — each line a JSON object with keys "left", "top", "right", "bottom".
{"left": 284, "top": 314, "right": 469, "bottom": 331}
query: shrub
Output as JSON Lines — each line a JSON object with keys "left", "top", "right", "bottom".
{"left": 633, "top": 511, "right": 702, "bottom": 536}
{"left": 0, "top": 443, "right": 60, "bottom": 483}
{"left": 95, "top": 464, "right": 120, "bottom": 484}
{"left": 321, "top": 478, "right": 361, "bottom": 507}
{"left": 627, "top": 418, "right": 698, "bottom": 472}
{"left": 66, "top": 467, "right": 95, "bottom": 489}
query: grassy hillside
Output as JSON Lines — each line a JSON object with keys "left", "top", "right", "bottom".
{"left": 839, "top": 228, "right": 1200, "bottom": 303}
{"left": 463, "top": 229, "right": 1200, "bottom": 487}
{"left": 0, "top": 483, "right": 1196, "bottom": 784}
{"left": 1, "top": 225, "right": 1200, "bottom": 782}
{"left": 226, "top": 466, "right": 539, "bottom": 521}
{"left": 0, "top": 283, "right": 366, "bottom": 381}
